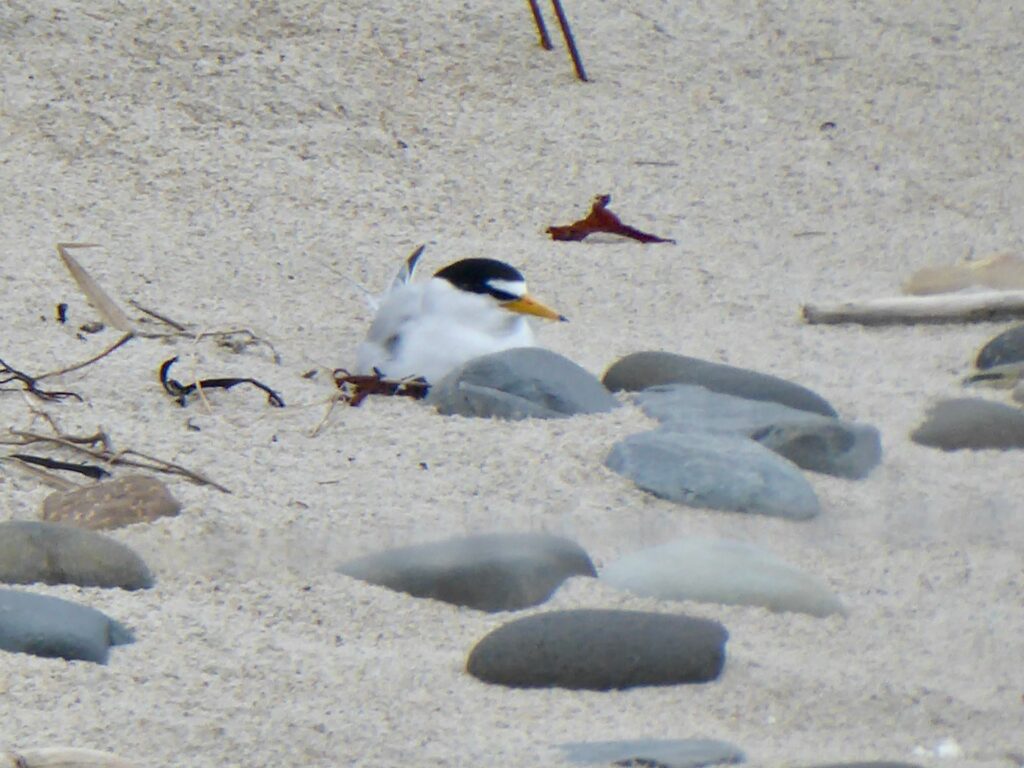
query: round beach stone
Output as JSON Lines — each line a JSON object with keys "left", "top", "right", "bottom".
{"left": 0, "top": 521, "right": 153, "bottom": 590}
{"left": 910, "top": 398, "right": 1024, "bottom": 450}
{"left": 635, "top": 384, "right": 881, "bottom": 479}
{"left": 42, "top": 474, "right": 181, "bottom": 530}
{"left": 337, "top": 532, "right": 595, "bottom": 612}
{"left": 601, "top": 537, "right": 845, "bottom": 618}
{"left": 427, "top": 348, "right": 619, "bottom": 419}
{"left": 560, "top": 738, "right": 745, "bottom": 768}
{"left": 605, "top": 430, "right": 820, "bottom": 520}
{"left": 601, "top": 351, "right": 836, "bottom": 416}
{"left": 466, "top": 609, "right": 728, "bottom": 690}
{"left": 0, "top": 588, "right": 134, "bottom": 664}
{"left": 975, "top": 323, "right": 1024, "bottom": 369}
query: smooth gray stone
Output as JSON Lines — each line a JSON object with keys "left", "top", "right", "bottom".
{"left": 605, "top": 430, "right": 820, "bottom": 520}
{"left": 602, "top": 351, "right": 836, "bottom": 417}
{"left": 635, "top": 385, "right": 881, "bottom": 479}
{"left": 466, "top": 609, "right": 727, "bottom": 690}
{"left": 976, "top": 323, "right": 1024, "bottom": 369}
{"left": 337, "top": 533, "right": 596, "bottom": 612}
{"left": 0, "top": 588, "right": 134, "bottom": 664}
{"left": 806, "top": 763, "right": 924, "bottom": 768}
{"left": 428, "top": 348, "right": 618, "bottom": 420}
{"left": 601, "top": 537, "right": 845, "bottom": 618}
{"left": 911, "top": 398, "right": 1024, "bottom": 450}
{"left": 560, "top": 738, "right": 745, "bottom": 768}
{"left": 0, "top": 521, "right": 153, "bottom": 590}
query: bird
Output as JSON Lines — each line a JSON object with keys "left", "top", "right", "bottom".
{"left": 354, "top": 246, "right": 566, "bottom": 384}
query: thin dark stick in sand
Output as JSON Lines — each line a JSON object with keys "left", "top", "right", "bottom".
{"left": 129, "top": 300, "right": 189, "bottom": 332}
{"left": 9, "top": 453, "right": 111, "bottom": 480}
{"left": 550, "top": 0, "right": 588, "bottom": 82}
{"left": 527, "top": 0, "right": 554, "bottom": 49}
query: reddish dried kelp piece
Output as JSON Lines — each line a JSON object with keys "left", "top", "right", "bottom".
{"left": 333, "top": 369, "right": 430, "bottom": 407}
{"left": 547, "top": 194, "right": 675, "bottom": 244}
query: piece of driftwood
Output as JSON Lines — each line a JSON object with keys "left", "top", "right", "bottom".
{"left": 802, "top": 290, "right": 1024, "bottom": 325}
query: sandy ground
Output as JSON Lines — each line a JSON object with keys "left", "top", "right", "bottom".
{"left": 1, "top": 1, "right": 1022, "bottom": 766}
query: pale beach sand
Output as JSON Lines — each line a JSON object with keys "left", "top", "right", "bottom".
{"left": 0, "top": 2, "right": 1022, "bottom": 766}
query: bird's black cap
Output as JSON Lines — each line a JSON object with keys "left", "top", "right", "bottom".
{"left": 434, "top": 258, "right": 526, "bottom": 301}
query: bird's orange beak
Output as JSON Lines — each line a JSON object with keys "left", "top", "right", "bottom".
{"left": 502, "top": 295, "right": 567, "bottom": 322}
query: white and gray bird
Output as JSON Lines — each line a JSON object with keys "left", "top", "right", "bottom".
{"left": 355, "top": 246, "right": 566, "bottom": 384}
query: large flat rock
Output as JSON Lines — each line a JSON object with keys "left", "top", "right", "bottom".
{"left": 635, "top": 384, "right": 881, "bottom": 479}
{"left": 602, "top": 351, "right": 837, "bottom": 416}
{"left": 605, "top": 430, "right": 820, "bottom": 520}
{"left": 0, "top": 588, "right": 134, "bottom": 664}
{"left": 560, "top": 738, "right": 745, "bottom": 768}
{"left": 337, "top": 532, "right": 595, "bottom": 612}
{"left": 466, "top": 609, "right": 728, "bottom": 690}
{"left": 601, "top": 537, "right": 845, "bottom": 617}
{"left": 0, "top": 521, "right": 153, "bottom": 590}
{"left": 428, "top": 348, "right": 619, "bottom": 419}
{"left": 42, "top": 474, "right": 181, "bottom": 530}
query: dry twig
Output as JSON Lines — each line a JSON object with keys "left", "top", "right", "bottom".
{"left": 3, "top": 427, "right": 231, "bottom": 494}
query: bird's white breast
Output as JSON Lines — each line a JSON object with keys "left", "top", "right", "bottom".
{"left": 355, "top": 278, "right": 537, "bottom": 383}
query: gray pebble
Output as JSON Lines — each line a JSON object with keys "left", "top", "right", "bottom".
{"left": 911, "top": 398, "right": 1024, "bottom": 450}
{"left": 976, "top": 323, "right": 1024, "bottom": 369}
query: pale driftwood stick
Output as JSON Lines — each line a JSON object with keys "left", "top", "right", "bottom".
{"left": 802, "top": 290, "right": 1024, "bottom": 325}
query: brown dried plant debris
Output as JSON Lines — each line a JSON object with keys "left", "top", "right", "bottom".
{"left": 333, "top": 368, "right": 430, "bottom": 407}
{"left": 547, "top": 194, "right": 675, "bottom": 244}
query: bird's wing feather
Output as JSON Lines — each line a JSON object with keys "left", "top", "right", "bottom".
{"left": 389, "top": 244, "right": 427, "bottom": 292}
